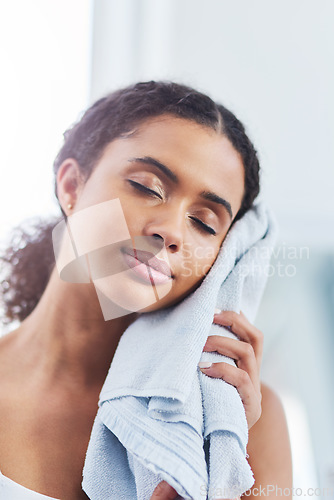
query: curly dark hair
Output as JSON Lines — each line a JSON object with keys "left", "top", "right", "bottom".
{"left": 0, "top": 80, "right": 260, "bottom": 326}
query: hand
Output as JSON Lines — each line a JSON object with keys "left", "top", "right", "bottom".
{"left": 200, "top": 310, "right": 263, "bottom": 430}
{"left": 150, "top": 480, "right": 179, "bottom": 499}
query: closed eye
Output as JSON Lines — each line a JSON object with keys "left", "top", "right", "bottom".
{"left": 188, "top": 216, "right": 217, "bottom": 236}
{"left": 127, "top": 179, "right": 163, "bottom": 199}
{"left": 128, "top": 179, "right": 216, "bottom": 236}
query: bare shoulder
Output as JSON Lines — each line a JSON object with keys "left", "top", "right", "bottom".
{"left": 248, "top": 381, "right": 291, "bottom": 449}
{"left": 244, "top": 382, "right": 293, "bottom": 498}
{"left": 259, "top": 382, "right": 287, "bottom": 424}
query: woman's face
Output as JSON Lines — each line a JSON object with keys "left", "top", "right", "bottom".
{"left": 60, "top": 115, "right": 245, "bottom": 314}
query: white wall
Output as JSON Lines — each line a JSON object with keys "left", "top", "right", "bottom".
{"left": 0, "top": 0, "right": 92, "bottom": 244}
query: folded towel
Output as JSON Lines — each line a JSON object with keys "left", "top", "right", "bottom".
{"left": 82, "top": 200, "right": 278, "bottom": 500}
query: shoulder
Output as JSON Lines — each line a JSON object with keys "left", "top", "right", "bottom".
{"left": 260, "top": 382, "right": 286, "bottom": 420}
{"left": 245, "top": 382, "right": 293, "bottom": 493}
{"left": 249, "top": 381, "right": 290, "bottom": 445}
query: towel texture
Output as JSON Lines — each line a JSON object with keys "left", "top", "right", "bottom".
{"left": 82, "top": 200, "right": 277, "bottom": 500}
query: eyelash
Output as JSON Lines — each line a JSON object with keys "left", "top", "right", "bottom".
{"left": 128, "top": 179, "right": 217, "bottom": 236}
{"left": 128, "top": 179, "right": 163, "bottom": 199}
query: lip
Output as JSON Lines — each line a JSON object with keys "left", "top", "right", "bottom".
{"left": 121, "top": 246, "right": 173, "bottom": 279}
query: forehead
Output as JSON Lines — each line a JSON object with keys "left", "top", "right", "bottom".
{"left": 106, "top": 115, "right": 244, "bottom": 183}
{"left": 126, "top": 115, "right": 240, "bottom": 169}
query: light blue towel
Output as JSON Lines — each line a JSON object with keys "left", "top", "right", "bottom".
{"left": 82, "top": 200, "right": 277, "bottom": 500}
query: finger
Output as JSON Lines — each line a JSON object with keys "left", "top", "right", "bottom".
{"left": 213, "top": 310, "right": 263, "bottom": 368}
{"left": 199, "top": 362, "right": 262, "bottom": 427}
{"left": 150, "top": 481, "right": 179, "bottom": 500}
{"left": 202, "top": 336, "right": 259, "bottom": 391}
{"left": 199, "top": 362, "right": 260, "bottom": 410}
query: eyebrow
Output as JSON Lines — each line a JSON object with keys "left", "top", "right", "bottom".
{"left": 128, "top": 156, "right": 233, "bottom": 219}
{"left": 129, "top": 156, "right": 178, "bottom": 183}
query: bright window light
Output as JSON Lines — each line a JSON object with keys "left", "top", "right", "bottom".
{"left": 0, "top": 0, "right": 92, "bottom": 244}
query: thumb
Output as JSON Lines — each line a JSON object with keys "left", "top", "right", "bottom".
{"left": 150, "top": 480, "right": 179, "bottom": 499}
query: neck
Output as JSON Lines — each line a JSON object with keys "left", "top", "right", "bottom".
{"left": 14, "top": 267, "right": 139, "bottom": 393}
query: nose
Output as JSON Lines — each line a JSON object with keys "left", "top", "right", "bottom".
{"left": 143, "top": 209, "right": 184, "bottom": 253}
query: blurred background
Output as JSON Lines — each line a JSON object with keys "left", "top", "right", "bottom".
{"left": 0, "top": 0, "right": 333, "bottom": 497}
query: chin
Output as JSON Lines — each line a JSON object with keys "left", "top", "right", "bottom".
{"left": 92, "top": 270, "right": 174, "bottom": 316}
{"left": 139, "top": 290, "right": 190, "bottom": 314}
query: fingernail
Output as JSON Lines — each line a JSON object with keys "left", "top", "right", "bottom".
{"left": 198, "top": 362, "right": 213, "bottom": 369}
{"left": 214, "top": 308, "right": 221, "bottom": 315}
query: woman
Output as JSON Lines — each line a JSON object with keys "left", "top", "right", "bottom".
{"left": 0, "top": 81, "right": 292, "bottom": 499}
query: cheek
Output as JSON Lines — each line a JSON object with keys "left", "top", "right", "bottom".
{"left": 121, "top": 204, "right": 146, "bottom": 237}
{"left": 180, "top": 243, "right": 219, "bottom": 282}
{"left": 75, "top": 179, "right": 117, "bottom": 210}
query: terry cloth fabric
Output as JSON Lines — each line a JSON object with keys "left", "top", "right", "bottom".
{"left": 82, "top": 200, "right": 278, "bottom": 500}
